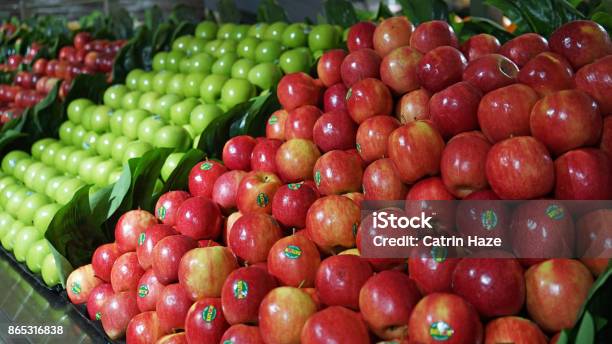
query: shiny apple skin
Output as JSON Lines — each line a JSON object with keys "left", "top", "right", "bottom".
{"left": 323, "top": 83, "right": 348, "bottom": 113}
{"left": 250, "top": 138, "right": 282, "bottom": 174}
{"left": 92, "top": 243, "right": 121, "bottom": 282}
{"left": 355, "top": 115, "right": 400, "bottom": 163}
{"left": 115, "top": 210, "right": 158, "bottom": 253}
{"left": 151, "top": 235, "right": 198, "bottom": 285}
{"left": 530, "top": 90, "right": 602, "bottom": 156}
{"left": 137, "top": 224, "right": 177, "bottom": 270}
{"left": 456, "top": 200, "right": 510, "bottom": 248}
{"left": 317, "top": 49, "right": 347, "bottom": 87}
{"left": 429, "top": 81, "right": 482, "bottom": 139}
{"left": 576, "top": 55, "right": 612, "bottom": 116}
{"left": 277, "top": 72, "right": 321, "bottom": 111}
{"left": 228, "top": 213, "right": 282, "bottom": 263}
{"left": 484, "top": 316, "right": 548, "bottom": 344}
{"left": 315, "top": 255, "right": 373, "bottom": 310}
{"left": 110, "top": 252, "right": 145, "bottom": 293}
{"left": 178, "top": 246, "right": 239, "bottom": 301}
{"left": 101, "top": 291, "right": 140, "bottom": 340}
{"left": 380, "top": 46, "right": 422, "bottom": 95}
{"left": 387, "top": 120, "right": 445, "bottom": 184}
{"left": 340, "top": 48, "right": 382, "bottom": 88}
{"left": 576, "top": 209, "right": 612, "bottom": 276}
{"left": 301, "top": 306, "right": 370, "bottom": 344}
{"left": 284, "top": 105, "right": 321, "bottom": 140}
{"left": 156, "top": 283, "right": 193, "bottom": 334}
{"left": 221, "top": 324, "right": 265, "bottom": 344}
{"left": 175, "top": 196, "right": 223, "bottom": 240}
{"left": 212, "top": 170, "right": 247, "bottom": 213}
{"left": 373, "top": 16, "right": 414, "bottom": 57}
{"left": 267, "top": 234, "right": 321, "bottom": 287}
{"left": 485, "top": 136, "right": 554, "bottom": 199}
{"left": 346, "top": 78, "right": 393, "bottom": 124}
{"left": 410, "top": 20, "right": 458, "bottom": 54}
{"left": 601, "top": 117, "right": 612, "bottom": 158}
{"left": 462, "top": 53, "right": 518, "bottom": 93}
{"left": 347, "top": 21, "right": 377, "bottom": 52}
{"left": 363, "top": 158, "right": 407, "bottom": 201}
{"left": 271, "top": 182, "right": 319, "bottom": 229}
{"left": 549, "top": 20, "right": 612, "bottom": 69}
{"left": 266, "top": 109, "right": 289, "bottom": 140}
{"left": 136, "top": 269, "right": 164, "bottom": 312}
{"left": 525, "top": 259, "right": 594, "bottom": 333}
{"left": 312, "top": 109, "right": 357, "bottom": 152}
{"left": 408, "top": 245, "right": 460, "bottom": 295}
{"left": 477, "top": 84, "right": 540, "bottom": 143}
{"left": 499, "top": 33, "right": 549, "bottom": 67}
{"left": 221, "top": 266, "right": 277, "bottom": 325}
{"left": 275, "top": 139, "right": 321, "bottom": 183}
{"left": 222, "top": 136, "right": 256, "bottom": 171}
{"left": 235, "top": 170, "right": 282, "bottom": 215}
{"left": 416, "top": 46, "right": 467, "bottom": 92}
{"left": 188, "top": 160, "right": 228, "bottom": 198}
{"left": 395, "top": 88, "right": 431, "bottom": 124}
{"left": 154, "top": 191, "right": 190, "bottom": 226}
{"left": 86, "top": 283, "right": 114, "bottom": 321}
{"left": 517, "top": 52, "right": 575, "bottom": 96}
{"left": 184, "top": 298, "right": 229, "bottom": 343}
{"left": 461, "top": 33, "right": 500, "bottom": 61}
{"left": 441, "top": 131, "right": 492, "bottom": 198}
{"left": 258, "top": 287, "right": 317, "bottom": 344}
{"left": 306, "top": 195, "right": 360, "bottom": 254}
{"left": 125, "top": 311, "right": 164, "bottom": 344}
{"left": 554, "top": 148, "right": 612, "bottom": 200}
{"left": 313, "top": 150, "right": 362, "bottom": 196}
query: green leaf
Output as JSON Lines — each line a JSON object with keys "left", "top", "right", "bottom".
{"left": 169, "top": 4, "right": 202, "bottom": 25}
{"left": 323, "top": 0, "right": 359, "bottom": 27}
{"left": 218, "top": 0, "right": 241, "bottom": 23}
{"left": 144, "top": 5, "right": 165, "bottom": 30}
{"left": 108, "top": 7, "right": 134, "bottom": 40}
{"left": 376, "top": 2, "right": 395, "bottom": 19}
{"left": 575, "top": 311, "right": 596, "bottom": 343}
{"left": 450, "top": 13, "right": 516, "bottom": 44}
{"left": 229, "top": 90, "right": 280, "bottom": 138}
{"left": 157, "top": 149, "right": 205, "bottom": 195}
{"left": 197, "top": 101, "right": 252, "bottom": 159}
{"left": 257, "top": 0, "right": 289, "bottom": 23}
{"left": 398, "top": 0, "right": 449, "bottom": 25}
{"left": 591, "top": 11, "right": 612, "bottom": 32}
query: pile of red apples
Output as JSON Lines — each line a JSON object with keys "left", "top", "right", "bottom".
{"left": 66, "top": 17, "right": 610, "bottom": 344}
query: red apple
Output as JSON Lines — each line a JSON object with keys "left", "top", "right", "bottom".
{"left": 576, "top": 55, "right": 612, "bottom": 116}
{"left": 92, "top": 243, "right": 121, "bottom": 282}
{"left": 301, "top": 306, "right": 370, "bottom": 344}
{"left": 373, "top": 16, "right": 414, "bottom": 57}
{"left": 188, "top": 160, "right": 228, "bottom": 198}
{"left": 417, "top": 46, "right": 467, "bottom": 92}
{"left": 380, "top": 46, "right": 422, "bottom": 95}
{"left": 517, "top": 52, "right": 575, "bottom": 96}
{"left": 115, "top": 209, "right": 158, "bottom": 253}
{"left": 462, "top": 53, "right": 518, "bottom": 93}
{"left": 277, "top": 73, "right": 321, "bottom": 111}
{"left": 156, "top": 333, "right": 187, "bottom": 344}
{"left": 156, "top": 283, "right": 193, "bottom": 333}
{"left": 137, "top": 224, "right": 177, "bottom": 270}
{"left": 101, "top": 291, "right": 139, "bottom": 340}
{"left": 355, "top": 115, "right": 400, "bottom": 163}
{"left": 456, "top": 200, "right": 510, "bottom": 247}
{"left": 126, "top": 311, "right": 164, "bottom": 344}
{"left": 178, "top": 246, "right": 238, "bottom": 300}
{"left": 408, "top": 292, "right": 483, "bottom": 344}
{"left": 175, "top": 196, "right": 223, "bottom": 240}
{"left": 236, "top": 170, "right": 282, "bottom": 214}
{"left": 221, "top": 324, "right": 264, "bottom": 344}
{"left": 410, "top": 20, "right": 458, "bottom": 54}
{"left": 408, "top": 245, "right": 460, "bottom": 295}
{"left": 526, "top": 259, "right": 594, "bottom": 332}
{"left": 272, "top": 182, "right": 319, "bottom": 229}
{"left": 221, "top": 266, "right": 278, "bottom": 324}
{"left": 32, "top": 58, "right": 48, "bottom": 75}
{"left": 441, "top": 131, "right": 491, "bottom": 198}
{"left": 258, "top": 287, "right": 317, "bottom": 344}
{"left": 222, "top": 136, "right": 256, "bottom": 171}
{"left": 229, "top": 213, "right": 282, "bottom": 263}
{"left": 152, "top": 235, "right": 197, "bottom": 284}
{"left": 531, "top": 90, "right": 602, "bottom": 156}
{"left": 266, "top": 109, "right": 289, "bottom": 140}
{"left": 275, "top": 139, "right": 321, "bottom": 182}
{"left": 549, "top": 20, "right": 612, "bottom": 69}
{"left": 395, "top": 88, "right": 431, "bottom": 124}
{"left": 313, "top": 150, "right": 362, "bottom": 195}
{"left": 554, "top": 148, "right": 612, "bottom": 199}
{"left": 477, "top": 83, "right": 540, "bottom": 143}
{"left": 67, "top": 264, "right": 103, "bottom": 304}
{"left": 74, "top": 31, "right": 92, "bottom": 50}
{"left": 315, "top": 255, "right": 372, "bottom": 310}
{"left": 306, "top": 195, "right": 360, "bottom": 253}
{"left": 452, "top": 253, "right": 525, "bottom": 317}
{"left": 267, "top": 234, "right": 321, "bottom": 287}
{"left": 484, "top": 316, "right": 548, "bottom": 344}
{"left": 86, "top": 283, "right": 113, "bottom": 321}
{"left": 405, "top": 177, "right": 456, "bottom": 233}
{"left": 347, "top": 22, "right": 377, "bottom": 52}
{"left": 154, "top": 191, "right": 190, "bottom": 226}
{"left": 485, "top": 136, "right": 554, "bottom": 199}
{"left": 251, "top": 138, "right": 282, "bottom": 173}
{"left": 285, "top": 105, "right": 322, "bottom": 140}
{"left": 340, "top": 48, "right": 381, "bottom": 87}
{"left": 362, "top": 158, "right": 406, "bottom": 200}
{"left": 323, "top": 83, "right": 348, "bottom": 113}
{"left": 359, "top": 271, "right": 421, "bottom": 339}
{"left": 136, "top": 269, "right": 164, "bottom": 312}
{"left": 111, "top": 252, "right": 145, "bottom": 292}
{"left": 461, "top": 33, "right": 500, "bottom": 61}
{"left": 499, "top": 33, "right": 549, "bottom": 67}
{"left": 185, "top": 298, "right": 229, "bottom": 343}
{"left": 317, "top": 49, "right": 347, "bottom": 87}
{"left": 429, "top": 81, "right": 482, "bottom": 139}
{"left": 346, "top": 78, "right": 392, "bottom": 124}
{"left": 212, "top": 170, "right": 247, "bottom": 213}
{"left": 387, "top": 120, "right": 445, "bottom": 184}
{"left": 576, "top": 209, "right": 612, "bottom": 276}
{"left": 312, "top": 109, "right": 357, "bottom": 152}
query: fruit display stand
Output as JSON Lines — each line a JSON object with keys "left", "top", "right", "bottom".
{"left": 0, "top": 0, "right": 612, "bottom": 343}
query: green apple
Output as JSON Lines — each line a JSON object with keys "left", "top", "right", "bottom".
{"left": 161, "top": 152, "right": 185, "bottom": 181}
{"left": 204, "top": 39, "right": 221, "bottom": 55}
{"left": 45, "top": 176, "right": 69, "bottom": 200}
{"left": 80, "top": 105, "right": 96, "bottom": 131}
{"left": 96, "top": 133, "right": 117, "bottom": 158}
{"left": 255, "top": 40, "right": 283, "bottom": 63}
{"left": 32, "top": 166, "right": 61, "bottom": 194}
{"left": 126, "top": 69, "right": 145, "bottom": 89}
{"left": 154, "top": 125, "right": 191, "bottom": 150}
{"left": 81, "top": 131, "right": 99, "bottom": 151}
{"left": 200, "top": 74, "right": 228, "bottom": 104}
{"left": 111, "top": 136, "right": 132, "bottom": 163}
{"left": 0, "top": 213, "right": 14, "bottom": 238}
{"left": 237, "top": 37, "right": 260, "bottom": 60}
{"left": 110, "top": 108, "right": 126, "bottom": 136}
{"left": 41, "top": 253, "right": 60, "bottom": 287}
{"left": 137, "top": 71, "right": 154, "bottom": 92}
{"left": 179, "top": 58, "right": 192, "bottom": 73}
{"left": 23, "top": 162, "right": 45, "bottom": 190}
{"left": 190, "top": 104, "right": 223, "bottom": 134}
{"left": 231, "top": 59, "right": 256, "bottom": 79}
{"left": 282, "top": 23, "right": 308, "bottom": 48}
{"left": 78, "top": 156, "right": 105, "bottom": 184}
{"left": 58, "top": 121, "right": 74, "bottom": 145}
{"left": 7, "top": 188, "right": 32, "bottom": 217}
{"left": 154, "top": 94, "right": 184, "bottom": 121}
{"left": 26, "top": 239, "right": 51, "bottom": 273}
{"left": 103, "top": 85, "right": 129, "bottom": 109}
{"left": 167, "top": 73, "right": 186, "bottom": 96}
{"left": 0, "top": 184, "right": 21, "bottom": 208}
{"left": 152, "top": 70, "right": 175, "bottom": 94}
{"left": 13, "top": 158, "right": 34, "bottom": 182}
{"left": 0, "top": 175, "right": 18, "bottom": 193}
{"left": 122, "top": 141, "right": 153, "bottom": 164}
{"left": 249, "top": 23, "right": 269, "bottom": 39}
{"left": 13, "top": 226, "right": 42, "bottom": 262}
{"left": 189, "top": 37, "right": 208, "bottom": 55}
{"left": 279, "top": 47, "right": 313, "bottom": 74}
{"left": 122, "top": 109, "right": 150, "bottom": 139}
{"left": 70, "top": 125, "right": 87, "bottom": 149}
{"left": 94, "top": 160, "right": 120, "bottom": 187}
{"left": 33, "top": 203, "right": 61, "bottom": 235}
{"left": 217, "top": 23, "right": 237, "bottom": 39}
{"left": 31, "top": 138, "right": 56, "bottom": 161}
{"left": 138, "top": 116, "right": 166, "bottom": 144}
{"left": 173, "top": 35, "right": 193, "bottom": 53}
{"left": 221, "top": 78, "right": 256, "bottom": 109}
{"left": 152, "top": 51, "right": 168, "bottom": 71}
{"left": 40, "top": 141, "right": 64, "bottom": 167}
{"left": 196, "top": 20, "right": 218, "bottom": 40}
{"left": 138, "top": 91, "right": 160, "bottom": 112}
{"left": 232, "top": 24, "right": 250, "bottom": 41}
{"left": 308, "top": 24, "right": 340, "bottom": 51}
{"left": 2, "top": 150, "right": 29, "bottom": 176}
{"left": 170, "top": 97, "right": 200, "bottom": 126}
{"left": 1, "top": 220, "right": 24, "bottom": 250}
{"left": 211, "top": 52, "right": 238, "bottom": 76}
{"left": 17, "top": 193, "right": 50, "bottom": 225}
{"left": 90, "top": 105, "right": 112, "bottom": 133}
{"left": 66, "top": 149, "right": 94, "bottom": 176}
{"left": 183, "top": 73, "right": 206, "bottom": 98}
{"left": 67, "top": 98, "right": 94, "bottom": 124}
{"left": 216, "top": 39, "right": 238, "bottom": 57}
{"left": 264, "top": 22, "right": 289, "bottom": 41}
{"left": 108, "top": 168, "right": 123, "bottom": 185}
{"left": 189, "top": 52, "right": 214, "bottom": 74}
{"left": 55, "top": 178, "right": 86, "bottom": 205}
{"left": 166, "top": 50, "right": 185, "bottom": 72}
{"left": 121, "top": 90, "right": 143, "bottom": 110}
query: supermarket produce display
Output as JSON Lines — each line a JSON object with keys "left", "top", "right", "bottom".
{"left": 0, "top": 0, "right": 611, "bottom": 343}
